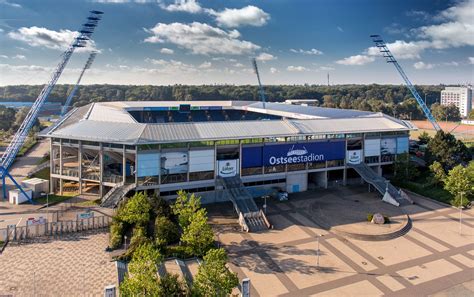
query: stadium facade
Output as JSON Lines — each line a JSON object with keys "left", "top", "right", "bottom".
{"left": 41, "top": 101, "right": 415, "bottom": 204}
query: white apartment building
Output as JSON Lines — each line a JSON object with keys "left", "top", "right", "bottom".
{"left": 440, "top": 86, "right": 472, "bottom": 117}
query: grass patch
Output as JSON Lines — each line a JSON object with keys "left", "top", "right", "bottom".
{"left": 31, "top": 167, "right": 50, "bottom": 180}
{"left": 35, "top": 194, "right": 72, "bottom": 205}
{"left": 17, "top": 136, "right": 37, "bottom": 157}
{"left": 393, "top": 172, "right": 452, "bottom": 204}
{"left": 35, "top": 154, "right": 50, "bottom": 165}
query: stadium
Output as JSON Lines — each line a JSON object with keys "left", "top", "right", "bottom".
{"left": 41, "top": 100, "right": 415, "bottom": 214}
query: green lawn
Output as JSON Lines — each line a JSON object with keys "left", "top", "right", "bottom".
{"left": 393, "top": 172, "right": 453, "bottom": 205}
{"left": 35, "top": 194, "right": 72, "bottom": 205}
{"left": 31, "top": 167, "right": 50, "bottom": 180}
{"left": 76, "top": 199, "right": 101, "bottom": 207}
{"left": 17, "top": 137, "right": 37, "bottom": 157}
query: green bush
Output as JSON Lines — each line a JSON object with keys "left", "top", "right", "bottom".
{"left": 367, "top": 213, "right": 374, "bottom": 222}
{"left": 165, "top": 245, "right": 194, "bottom": 259}
{"left": 155, "top": 216, "right": 180, "bottom": 247}
{"left": 117, "top": 192, "right": 152, "bottom": 226}
{"left": 109, "top": 219, "right": 124, "bottom": 249}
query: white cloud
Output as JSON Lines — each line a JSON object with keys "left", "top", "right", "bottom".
{"left": 0, "top": 28, "right": 4, "bottom": 33}
{"left": 233, "top": 63, "right": 244, "bottom": 68}
{"left": 287, "top": 65, "right": 309, "bottom": 72}
{"left": 337, "top": 26, "right": 344, "bottom": 32}
{"left": 366, "top": 40, "right": 430, "bottom": 59}
{"left": 336, "top": 55, "right": 375, "bottom": 66}
{"left": 160, "top": 0, "right": 202, "bottom": 14}
{"left": 269, "top": 67, "right": 279, "bottom": 74}
{"left": 0, "top": 55, "right": 8, "bottom": 59}
{"left": 256, "top": 52, "right": 276, "bottom": 62}
{"left": 13, "top": 54, "right": 26, "bottom": 60}
{"left": 143, "top": 58, "right": 199, "bottom": 74}
{"left": 469, "top": 57, "right": 474, "bottom": 64}
{"left": 290, "top": 48, "right": 323, "bottom": 55}
{"left": 144, "top": 22, "right": 260, "bottom": 55}
{"left": 442, "top": 61, "right": 459, "bottom": 66}
{"left": 0, "top": 63, "right": 52, "bottom": 72}
{"left": 318, "top": 66, "right": 335, "bottom": 71}
{"left": 209, "top": 5, "right": 270, "bottom": 28}
{"left": 211, "top": 57, "right": 237, "bottom": 62}
{"left": 8, "top": 26, "right": 96, "bottom": 52}
{"left": 198, "top": 61, "right": 212, "bottom": 68}
{"left": 160, "top": 48, "right": 174, "bottom": 54}
{"left": 413, "top": 61, "right": 434, "bottom": 70}
{"left": 0, "top": 0, "right": 21, "bottom": 8}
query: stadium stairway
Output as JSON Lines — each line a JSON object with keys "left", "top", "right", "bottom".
{"left": 101, "top": 183, "right": 136, "bottom": 208}
{"left": 348, "top": 163, "right": 413, "bottom": 206}
{"left": 219, "top": 176, "right": 271, "bottom": 232}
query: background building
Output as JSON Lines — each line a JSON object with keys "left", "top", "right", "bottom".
{"left": 440, "top": 86, "right": 472, "bottom": 118}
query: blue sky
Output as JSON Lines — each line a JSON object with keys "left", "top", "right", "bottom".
{"left": 0, "top": 0, "right": 473, "bottom": 85}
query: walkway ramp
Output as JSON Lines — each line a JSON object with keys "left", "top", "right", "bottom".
{"left": 219, "top": 176, "right": 271, "bottom": 232}
{"left": 101, "top": 183, "right": 136, "bottom": 208}
{"left": 348, "top": 163, "right": 412, "bottom": 206}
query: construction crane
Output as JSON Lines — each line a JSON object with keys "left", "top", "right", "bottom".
{"left": 0, "top": 10, "right": 104, "bottom": 201}
{"left": 251, "top": 58, "right": 266, "bottom": 109}
{"left": 370, "top": 35, "right": 441, "bottom": 131}
{"left": 61, "top": 51, "right": 97, "bottom": 116}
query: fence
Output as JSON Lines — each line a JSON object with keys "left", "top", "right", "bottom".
{"left": 0, "top": 215, "right": 112, "bottom": 243}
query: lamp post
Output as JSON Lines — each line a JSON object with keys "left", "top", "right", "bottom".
{"left": 459, "top": 192, "right": 464, "bottom": 235}
{"left": 263, "top": 195, "right": 268, "bottom": 214}
{"left": 124, "top": 235, "right": 128, "bottom": 251}
{"left": 317, "top": 234, "right": 323, "bottom": 269}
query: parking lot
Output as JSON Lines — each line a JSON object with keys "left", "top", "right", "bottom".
{"left": 216, "top": 187, "right": 474, "bottom": 296}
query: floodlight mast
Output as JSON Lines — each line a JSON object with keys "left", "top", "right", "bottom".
{"left": 0, "top": 10, "right": 104, "bottom": 201}
{"left": 370, "top": 34, "right": 441, "bottom": 131}
{"left": 252, "top": 58, "right": 266, "bottom": 109}
{"left": 61, "top": 51, "right": 98, "bottom": 116}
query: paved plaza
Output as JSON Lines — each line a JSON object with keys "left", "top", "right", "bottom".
{"left": 217, "top": 187, "right": 474, "bottom": 297}
{"left": 0, "top": 232, "right": 117, "bottom": 296}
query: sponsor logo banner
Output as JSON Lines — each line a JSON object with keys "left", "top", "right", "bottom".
{"left": 347, "top": 150, "right": 362, "bottom": 164}
{"left": 262, "top": 141, "right": 345, "bottom": 166}
{"left": 218, "top": 160, "right": 238, "bottom": 177}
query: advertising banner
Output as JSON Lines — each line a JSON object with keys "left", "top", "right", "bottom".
{"left": 189, "top": 150, "right": 215, "bottom": 172}
{"left": 396, "top": 137, "right": 409, "bottom": 154}
{"left": 218, "top": 159, "right": 238, "bottom": 177}
{"left": 241, "top": 146, "right": 263, "bottom": 168}
{"left": 346, "top": 150, "right": 362, "bottom": 164}
{"left": 381, "top": 138, "right": 396, "bottom": 155}
{"left": 161, "top": 152, "right": 188, "bottom": 175}
{"left": 137, "top": 153, "right": 160, "bottom": 177}
{"left": 364, "top": 139, "right": 380, "bottom": 157}
{"left": 262, "top": 141, "right": 345, "bottom": 166}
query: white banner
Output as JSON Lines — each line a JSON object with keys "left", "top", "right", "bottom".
{"left": 137, "top": 153, "right": 160, "bottom": 177}
{"left": 364, "top": 139, "right": 380, "bottom": 157}
{"left": 161, "top": 152, "right": 188, "bottom": 175}
{"left": 346, "top": 150, "right": 362, "bottom": 164}
{"left": 217, "top": 159, "right": 238, "bottom": 177}
{"left": 189, "top": 150, "right": 215, "bottom": 172}
{"left": 381, "top": 138, "right": 396, "bottom": 155}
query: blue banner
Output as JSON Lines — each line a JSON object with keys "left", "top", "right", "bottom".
{"left": 263, "top": 141, "right": 345, "bottom": 166}
{"left": 241, "top": 146, "right": 263, "bottom": 168}
{"left": 242, "top": 141, "right": 345, "bottom": 167}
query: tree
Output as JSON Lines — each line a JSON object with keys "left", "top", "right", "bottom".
{"left": 172, "top": 190, "right": 202, "bottom": 229}
{"left": 425, "top": 131, "right": 471, "bottom": 170}
{"left": 181, "top": 209, "right": 214, "bottom": 257}
{"left": 120, "top": 242, "right": 162, "bottom": 296}
{"left": 444, "top": 165, "right": 473, "bottom": 207}
{"left": 193, "top": 248, "right": 239, "bottom": 297}
{"left": 158, "top": 273, "right": 189, "bottom": 297}
{"left": 429, "top": 161, "right": 446, "bottom": 186}
{"left": 393, "top": 153, "right": 419, "bottom": 182}
{"left": 431, "top": 103, "right": 461, "bottom": 122}
{"left": 155, "top": 216, "right": 179, "bottom": 247}
{"left": 150, "top": 194, "right": 172, "bottom": 218}
{"left": 118, "top": 192, "right": 151, "bottom": 226}
{"left": 469, "top": 109, "right": 474, "bottom": 120}
{"left": 418, "top": 131, "right": 431, "bottom": 145}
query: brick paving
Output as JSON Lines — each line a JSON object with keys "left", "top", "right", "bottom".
{"left": 0, "top": 232, "right": 117, "bottom": 296}
{"left": 218, "top": 188, "right": 474, "bottom": 297}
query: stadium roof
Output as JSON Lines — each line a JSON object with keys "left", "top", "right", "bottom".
{"left": 42, "top": 101, "right": 416, "bottom": 144}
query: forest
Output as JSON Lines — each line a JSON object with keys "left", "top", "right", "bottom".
{"left": 0, "top": 84, "right": 465, "bottom": 121}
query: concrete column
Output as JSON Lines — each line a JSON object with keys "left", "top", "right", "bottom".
{"left": 239, "top": 140, "right": 242, "bottom": 178}
{"left": 99, "top": 143, "right": 104, "bottom": 198}
{"left": 186, "top": 143, "right": 190, "bottom": 182}
{"left": 158, "top": 145, "right": 161, "bottom": 185}
{"left": 49, "top": 138, "right": 54, "bottom": 194}
{"left": 324, "top": 170, "right": 328, "bottom": 189}
{"left": 78, "top": 141, "right": 83, "bottom": 194}
{"left": 59, "top": 139, "right": 63, "bottom": 195}
{"left": 343, "top": 138, "right": 347, "bottom": 186}
{"left": 122, "top": 145, "right": 126, "bottom": 184}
